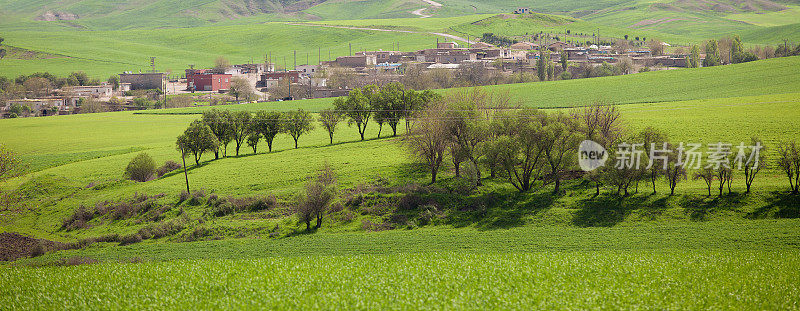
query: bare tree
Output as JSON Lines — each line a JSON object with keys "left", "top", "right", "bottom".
{"left": 296, "top": 164, "right": 337, "bottom": 230}
{"left": 636, "top": 127, "right": 668, "bottom": 194}
{"left": 572, "top": 104, "right": 624, "bottom": 196}
{"left": 693, "top": 168, "right": 716, "bottom": 196}
{"left": 663, "top": 144, "right": 686, "bottom": 196}
{"left": 229, "top": 77, "right": 255, "bottom": 103}
{"left": 407, "top": 101, "right": 449, "bottom": 184}
{"left": 443, "top": 88, "right": 493, "bottom": 186}
{"left": 213, "top": 56, "right": 231, "bottom": 73}
{"left": 741, "top": 137, "right": 765, "bottom": 193}
{"left": 776, "top": 141, "right": 800, "bottom": 194}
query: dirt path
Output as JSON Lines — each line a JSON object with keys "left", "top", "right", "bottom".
{"left": 411, "top": 0, "right": 443, "bottom": 18}
{"left": 411, "top": 8, "right": 432, "bottom": 18}
{"left": 286, "top": 23, "right": 476, "bottom": 44}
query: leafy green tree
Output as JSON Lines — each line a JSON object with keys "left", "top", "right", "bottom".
{"left": 703, "top": 40, "right": 721, "bottom": 67}
{"left": 407, "top": 101, "right": 449, "bottom": 184}
{"left": 202, "top": 109, "right": 233, "bottom": 159}
{"left": 0, "top": 144, "right": 24, "bottom": 182}
{"left": 251, "top": 110, "right": 283, "bottom": 152}
{"left": 246, "top": 132, "right": 260, "bottom": 154}
{"left": 283, "top": 109, "right": 314, "bottom": 149}
{"left": 539, "top": 112, "right": 581, "bottom": 194}
{"left": 176, "top": 120, "right": 220, "bottom": 165}
{"left": 0, "top": 37, "right": 6, "bottom": 60}
{"left": 230, "top": 111, "right": 252, "bottom": 156}
{"left": 107, "top": 75, "right": 120, "bottom": 90}
{"left": 560, "top": 49, "right": 569, "bottom": 71}
{"left": 318, "top": 109, "right": 344, "bottom": 145}
{"left": 378, "top": 82, "right": 406, "bottom": 137}
{"left": 537, "top": 48, "right": 549, "bottom": 81}
{"left": 69, "top": 71, "right": 89, "bottom": 86}
{"left": 635, "top": 127, "right": 669, "bottom": 194}
{"left": 488, "top": 108, "right": 547, "bottom": 192}
{"left": 334, "top": 87, "right": 373, "bottom": 141}
{"left": 688, "top": 45, "right": 701, "bottom": 68}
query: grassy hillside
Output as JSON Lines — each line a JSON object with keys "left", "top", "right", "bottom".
{"left": 0, "top": 22, "right": 445, "bottom": 78}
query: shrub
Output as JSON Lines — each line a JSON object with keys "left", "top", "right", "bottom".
{"left": 29, "top": 241, "right": 46, "bottom": 258}
{"left": 119, "top": 233, "right": 142, "bottom": 245}
{"left": 156, "top": 160, "right": 181, "bottom": 177}
{"left": 62, "top": 205, "right": 94, "bottom": 231}
{"left": 125, "top": 153, "right": 156, "bottom": 182}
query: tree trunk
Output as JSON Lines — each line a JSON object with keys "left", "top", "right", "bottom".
{"left": 214, "top": 150, "right": 219, "bottom": 160}
{"left": 305, "top": 221, "right": 310, "bottom": 231}
{"left": 329, "top": 132, "right": 334, "bottom": 145}
{"left": 182, "top": 155, "right": 190, "bottom": 195}
{"left": 553, "top": 177, "right": 560, "bottom": 194}
{"left": 267, "top": 140, "right": 273, "bottom": 152}
{"left": 471, "top": 157, "right": 482, "bottom": 187}
{"left": 359, "top": 124, "right": 366, "bottom": 141}
{"left": 294, "top": 137, "right": 299, "bottom": 149}
{"left": 454, "top": 162, "right": 461, "bottom": 177}
{"left": 377, "top": 124, "right": 382, "bottom": 138}
{"left": 430, "top": 169, "right": 437, "bottom": 184}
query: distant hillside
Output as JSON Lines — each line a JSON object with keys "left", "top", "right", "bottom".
{"left": 0, "top": 0, "right": 324, "bottom": 29}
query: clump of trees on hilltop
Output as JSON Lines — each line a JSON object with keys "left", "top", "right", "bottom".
{"left": 406, "top": 87, "right": 797, "bottom": 198}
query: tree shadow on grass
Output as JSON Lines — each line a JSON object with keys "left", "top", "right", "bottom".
{"left": 678, "top": 192, "right": 748, "bottom": 221}
{"left": 442, "top": 188, "right": 557, "bottom": 230}
{"left": 571, "top": 194, "right": 643, "bottom": 227}
{"left": 747, "top": 191, "right": 800, "bottom": 219}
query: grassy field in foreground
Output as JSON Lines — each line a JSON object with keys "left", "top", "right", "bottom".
{"left": 3, "top": 251, "right": 798, "bottom": 309}
{"left": 3, "top": 220, "right": 800, "bottom": 309}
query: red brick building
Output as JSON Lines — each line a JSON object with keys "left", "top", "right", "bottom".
{"left": 187, "top": 70, "right": 232, "bottom": 92}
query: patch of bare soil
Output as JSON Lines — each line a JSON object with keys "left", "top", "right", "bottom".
{"left": 35, "top": 11, "right": 78, "bottom": 21}
{"left": 0, "top": 232, "right": 64, "bottom": 261}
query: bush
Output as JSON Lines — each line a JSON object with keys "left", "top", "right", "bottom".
{"left": 119, "top": 233, "right": 142, "bottom": 245}
{"left": 125, "top": 153, "right": 156, "bottom": 182}
{"left": 156, "top": 160, "right": 182, "bottom": 177}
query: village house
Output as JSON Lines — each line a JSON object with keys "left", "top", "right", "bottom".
{"left": 119, "top": 72, "right": 166, "bottom": 90}
{"left": 295, "top": 65, "right": 320, "bottom": 76}
{"left": 324, "top": 55, "right": 377, "bottom": 68}
{"left": 186, "top": 69, "right": 232, "bottom": 92}
{"left": 510, "top": 42, "right": 538, "bottom": 50}
{"left": 65, "top": 84, "right": 114, "bottom": 99}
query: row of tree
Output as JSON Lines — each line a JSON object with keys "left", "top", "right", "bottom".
{"left": 406, "top": 88, "right": 800, "bottom": 196}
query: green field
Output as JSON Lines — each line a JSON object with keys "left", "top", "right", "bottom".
{"left": 4, "top": 220, "right": 800, "bottom": 309}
